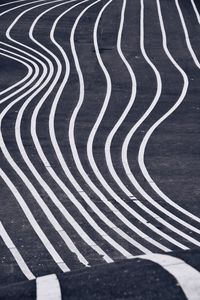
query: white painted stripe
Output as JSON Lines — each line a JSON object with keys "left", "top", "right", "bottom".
{"left": 0, "top": 221, "right": 35, "bottom": 280}
{"left": 0, "top": 0, "right": 35, "bottom": 7}
{"left": 120, "top": 0, "right": 200, "bottom": 247}
{"left": 0, "top": 0, "right": 47, "bottom": 17}
{"left": 140, "top": 253, "right": 200, "bottom": 300}
{"left": 138, "top": 0, "right": 200, "bottom": 232}
{"left": 0, "top": 49, "right": 32, "bottom": 97}
{"left": 135, "top": 200, "right": 200, "bottom": 247}
{"left": 137, "top": 0, "right": 200, "bottom": 234}
{"left": 87, "top": 0, "right": 170, "bottom": 253}
{"left": 47, "top": 0, "right": 114, "bottom": 263}
{"left": 0, "top": 169, "right": 69, "bottom": 272}
{"left": 24, "top": 0, "right": 142, "bottom": 260}
{"left": 36, "top": 274, "right": 61, "bottom": 300}
{"left": 102, "top": 0, "right": 186, "bottom": 251}
{"left": 68, "top": 0, "right": 153, "bottom": 255}
{"left": 0, "top": 0, "right": 92, "bottom": 269}
{"left": 12, "top": 0, "right": 90, "bottom": 268}
{"left": 175, "top": 0, "right": 200, "bottom": 68}
{"left": 14, "top": 0, "right": 112, "bottom": 264}
{"left": 88, "top": 0, "right": 170, "bottom": 252}
{"left": 0, "top": 46, "right": 67, "bottom": 263}
{"left": 0, "top": 42, "right": 45, "bottom": 106}
{"left": 1, "top": 0, "right": 113, "bottom": 265}
{"left": 47, "top": 0, "right": 135, "bottom": 259}
{"left": 190, "top": 0, "right": 200, "bottom": 25}
{"left": 0, "top": 54, "right": 38, "bottom": 104}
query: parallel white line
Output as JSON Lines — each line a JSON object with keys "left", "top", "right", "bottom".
{"left": 0, "top": 168, "right": 69, "bottom": 272}
{"left": 68, "top": 0, "right": 153, "bottom": 254}
{"left": 190, "top": 0, "right": 200, "bottom": 24}
{"left": 4, "top": 0, "right": 92, "bottom": 267}
{"left": 0, "top": 0, "right": 58, "bottom": 103}
{"left": 31, "top": 0, "right": 135, "bottom": 260}
{"left": 2, "top": 0, "right": 148, "bottom": 261}
{"left": 0, "top": 0, "right": 35, "bottom": 7}
{"left": 30, "top": 0, "right": 114, "bottom": 263}
{"left": 120, "top": 0, "right": 200, "bottom": 247}
{"left": 0, "top": 0, "right": 48, "bottom": 17}
{"left": 15, "top": 0, "right": 90, "bottom": 268}
{"left": 139, "top": 0, "right": 200, "bottom": 229}
{"left": 139, "top": 253, "right": 200, "bottom": 300}
{"left": 36, "top": 274, "right": 61, "bottom": 300}
{"left": 100, "top": 0, "right": 187, "bottom": 250}
{"left": 135, "top": 0, "right": 200, "bottom": 236}
{"left": 0, "top": 0, "right": 117, "bottom": 265}
{"left": 0, "top": 48, "right": 34, "bottom": 100}
{"left": 88, "top": 0, "right": 176, "bottom": 250}
{"left": 35, "top": 253, "right": 200, "bottom": 300}
{"left": 0, "top": 221, "right": 35, "bottom": 280}
{"left": 0, "top": 42, "right": 46, "bottom": 105}
{"left": 0, "top": 52, "right": 41, "bottom": 105}
{"left": 0, "top": 1, "right": 79, "bottom": 272}
{"left": 176, "top": 0, "right": 200, "bottom": 69}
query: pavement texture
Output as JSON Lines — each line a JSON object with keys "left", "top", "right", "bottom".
{"left": 0, "top": 0, "right": 200, "bottom": 299}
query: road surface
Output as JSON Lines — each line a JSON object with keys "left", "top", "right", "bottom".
{"left": 0, "top": 0, "right": 200, "bottom": 299}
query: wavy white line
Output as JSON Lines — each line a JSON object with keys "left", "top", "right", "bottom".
{"left": 138, "top": 0, "right": 200, "bottom": 225}
{"left": 0, "top": 221, "right": 35, "bottom": 280}
{"left": 0, "top": 168, "right": 69, "bottom": 272}
{"left": 135, "top": 0, "right": 200, "bottom": 240}
{"left": 0, "top": 49, "right": 32, "bottom": 97}
{"left": 190, "top": 0, "right": 200, "bottom": 24}
{"left": 120, "top": 0, "right": 200, "bottom": 247}
{"left": 102, "top": 0, "right": 187, "bottom": 250}
{"left": 0, "top": 47, "right": 35, "bottom": 101}
{"left": 68, "top": 0, "right": 159, "bottom": 255}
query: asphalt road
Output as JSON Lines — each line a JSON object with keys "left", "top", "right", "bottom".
{"left": 0, "top": 0, "right": 200, "bottom": 299}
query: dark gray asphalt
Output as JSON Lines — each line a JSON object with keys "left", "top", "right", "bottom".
{"left": 0, "top": 0, "right": 200, "bottom": 298}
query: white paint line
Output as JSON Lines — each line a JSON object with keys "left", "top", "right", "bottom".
{"left": 0, "top": 0, "right": 49, "bottom": 16}
{"left": 176, "top": 0, "right": 200, "bottom": 69}
{"left": 0, "top": 49, "right": 32, "bottom": 97}
{"left": 140, "top": 253, "right": 200, "bottom": 300}
{"left": 11, "top": 0, "right": 90, "bottom": 268}
{"left": 101, "top": 0, "right": 184, "bottom": 251}
{"left": 0, "top": 0, "right": 40, "bottom": 8}
{"left": 86, "top": 0, "right": 169, "bottom": 253}
{"left": 190, "top": 0, "right": 200, "bottom": 24}
{"left": 0, "top": 0, "right": 47, "bottom": 16}
{"left": 0, "top": 221, "right": 35, "bottom": 280}
{"left": 120, "top": 0, "right": 200, "bottom": 248}
{"left": 0, "top": 169, "right": 69, "bottom": 272}
{"left": 120, "top": 0, "right": 195, "bottom": 248}
{"left": 40, "top": 0, "right": 139, "bottom": 259}
{"left": 18, "top": 0, "right": 113, "bottom": 264}
{"left": 137, "top": 0, "right": 200, "bottom": 231}
{"left": 0, "top": 0, "right": 94, "bottom": 269}
{"left": 0, "top": 43, "right": 40, "bottom": 104}
{"left": 68, "top": 0, "right": 153, "bottom": 255}
{"left": 36, "top": 274, "right": 61, "bottom": 300}
{"left": 138, "top": 0, "right": 200, "bottom": 231}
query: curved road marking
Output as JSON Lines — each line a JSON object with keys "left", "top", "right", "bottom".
{"left": 0, "top": 49, "right": 32, "bottom": 97}
{"left": 140, "top": 253, "right": 200, "bottom": 300}
{"left": 68, "top": 0, "right": 156, "bottom": 254}
{"left": 175, "top": 0, "right": 200, "bottom": 69}
{"left": 138, "top": 0, "right": 200, "bottom": 225}
{"left": 0, "top": 221, "right": 35, "bottom": 280}
{"left": 190, "top": 0, "right": 200, "bottom": 25}
{"left": 102, "top": 0, "right": 186, "bottom": 250}
{"left": 120, "top": 0, "right": 200, "bottom": 247}
{"left": 0, "top": 168, "right": 69, "bottom": 272}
